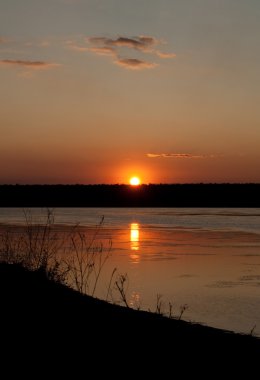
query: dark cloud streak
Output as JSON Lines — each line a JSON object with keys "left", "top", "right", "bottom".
{"left": 88, "top": 36, "right": 157, "bottom": 51}
{"left": 115, "top": 58, "right": 157, "bottom": 70}
{"left": 146, "top": 153, "right": 218, "bottom": 159}
{"left": 0, "top": 59, "right": 60, "bottom": 69}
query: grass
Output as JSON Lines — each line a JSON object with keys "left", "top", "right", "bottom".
{"left": 114, "top": 273, "right": 129, "bottom": 307}
{"left": 62, "top": 217, "right": 112, "bottom": 296}
{"left": 0, "top": 209, "right": 64, "bottom": 277}
{"left": 0, "top": 209, "right": 153, "bottom": 310}
{"left": 0, "top": 209, "right": 112, "bottom": 297}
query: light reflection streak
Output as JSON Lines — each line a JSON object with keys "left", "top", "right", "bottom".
{"left": 130, "top": 223, "right": 140, "bottom": 262}
{"left": 130, "top": 223, "right": 139, "bottom": 250}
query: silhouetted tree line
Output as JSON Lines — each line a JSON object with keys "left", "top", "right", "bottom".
{"left": 0, "top": 184, "right": 259, "bottom": 207}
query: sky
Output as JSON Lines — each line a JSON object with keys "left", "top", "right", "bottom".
{"left": 0, "top": 0, "right": 260, "bottom": 184}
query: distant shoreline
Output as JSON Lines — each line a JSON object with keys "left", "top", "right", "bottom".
{"left": 0, "top": 184, "right": 260, "bottom": 207}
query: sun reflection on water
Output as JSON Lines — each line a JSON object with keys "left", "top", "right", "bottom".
{"left": 130, "top": 223, "right": 139, "bottom": 250}
{"left": 130, "top": 223, "right": 140, "bottom": 263}
{"left": 129, "top": 291, "right": 141, "bottom": 309}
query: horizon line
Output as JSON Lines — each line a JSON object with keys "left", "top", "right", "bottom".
{"left": 0, "top": 183, "right": 260, "bottom": 186}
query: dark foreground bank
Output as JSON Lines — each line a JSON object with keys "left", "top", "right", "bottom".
{"left": 0, "top": 183, "right": 260, "bottom": 207}
{"left": 1, "top": 263, "right": 259, "bottom": 369}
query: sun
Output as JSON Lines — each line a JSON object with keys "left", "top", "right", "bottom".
{"left": 129, "top": 176, "right": 141, "bottom": 186}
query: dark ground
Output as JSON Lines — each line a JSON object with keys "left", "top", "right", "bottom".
{"left": 1, "top": 263, "right": 259, "bottom": 374}
{"left": 0, "top": 183, "right": 260, "bottom": 207}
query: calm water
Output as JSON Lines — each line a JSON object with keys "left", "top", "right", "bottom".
{"left": 1, "top": 207, "right": 260, "bottom": 336}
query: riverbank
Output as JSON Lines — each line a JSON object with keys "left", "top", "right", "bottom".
{"left": 1, "top": 262, "right": 259, "bottom": 361}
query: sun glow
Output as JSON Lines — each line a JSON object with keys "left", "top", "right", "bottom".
{"left": 129, "top": 176, "right": 141, "bottom": 186}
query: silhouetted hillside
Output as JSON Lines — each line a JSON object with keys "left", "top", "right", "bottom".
{"left": 0, "top": 184, "right": 259, "bottom": 207}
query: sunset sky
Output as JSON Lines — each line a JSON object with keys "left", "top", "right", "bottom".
{"left": 1, "top": 0, "right": 260, "bottom": 184}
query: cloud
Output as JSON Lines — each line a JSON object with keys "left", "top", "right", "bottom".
{"left": 68, "top": 44, "right": 89, "bottom": 52}
{"left": 139, "top": 36, "right": 158, "bottom": 45}
{"left": 156, "top": 51, "right": 176, "bottom": 59}
{"left": 39, "top": 40, "right": 51, "bottom": 47}
{"left": 66, "top": 40, "right": 114, "bottom": 55}
{"left": 0, "top": 37, "right": 11, "bottom": 45}
{"left": 146, "top": 153, "right": 217, "bottom": 159}
{"left": 88, "top": 35, "right": 158, "bottom": 52}
{"left": 109, "top": 37, "right": 144, "bottom": 49}
{"left": 24, "top": 39, "right": 52, "bottom": 48}
{"left": 57, "top": 0, "right": 81, "bottom": 3}
{"left": 87, "top": 37, "right": 108, "bottom": 45}
{"left": 88, "top": 46, "right": 116, "bottom": 56}
{"left": 0, "top": 59, "right": 61, "bottom": 70}
{"left": 86, "top": 34, "right": 175, "bottom": 70}
{"left": 115, "top": 58, "right": 157, "bottom": 70}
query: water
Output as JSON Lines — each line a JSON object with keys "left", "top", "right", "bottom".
{"left": 1, "top": 207, "right": 260, "bottom": 336}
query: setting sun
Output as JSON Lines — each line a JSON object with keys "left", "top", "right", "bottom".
{"left": 129, "top": 176, "right": 141, "bottom": 186}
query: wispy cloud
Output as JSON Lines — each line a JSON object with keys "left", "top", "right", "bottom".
{"left": 156, "top": 51, "right": 176, "bottom": 59}
{"left": 69, "top": 44, "right": 89, "bottom": 52}
{"left": 39, "top": 40, "right": 51, "bottom": 47}
{"left": 88, "top": 46, "right": 116, "bottom": 56}
{"left": 146, "top": 153, "right": 218, "bottom": 159}
{"left": 24, "top": 39, "right": 52, "bottom": 48}
{"left": 57, "top": 0, "right": 82, "bottom": 4}
{"left": 67, "top": 39, "right": 116, "bottom": 55}
{"left": 0, "top": 37, "right": 12, "bottom": 46}
{"left": 0, "top": 59, "right": 61, "bottom": 70}
{"left": 86, "top": 34, "right": 175, "bottom": 70}
{"left": 115, "top": 58, "right": 157, "bottom": 70}
{"left": 65, "top": 40, "right": 89, "bottom": 52}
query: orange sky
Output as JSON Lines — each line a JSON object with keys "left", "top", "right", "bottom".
{"left": 1, "top": 0, "right": 260, "bottom": 184}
